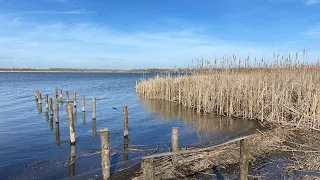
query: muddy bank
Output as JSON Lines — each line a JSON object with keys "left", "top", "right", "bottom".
{"left": 128, "top": 125, "right": 320, "bottom": 179}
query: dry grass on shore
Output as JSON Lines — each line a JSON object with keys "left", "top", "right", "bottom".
{"left": 133, "top": 127, "right": 320, "bottom": 179}
{"left": 136, "top": 57, "right": 320, "bottom": 129}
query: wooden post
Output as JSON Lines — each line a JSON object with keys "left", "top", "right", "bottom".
{"left": 45, "top": 109, "right": 49, "bottom": 122}
{"left": 66, "top": 91, "right": 69, "bottom": 103}
{"left": 124, "top": 135, "right": 129, "bottom": 161}
{"left": 38, "top": 93, "right": 42, "bottom": 104}
{"left": 35, "top": 90, "right": 38, "bottom": 98}
{"left": 55, "top": 99, "right": 59, "bottom": 123}
{"left": 49, "top": 114, "right": 53, "bottom": 131}
{"left": 239, "top": 138, "right": 249, "bottom": 180}
{"left": 81, "top": 97, "right": 85, "bottom": 112}
{"left": 49, "top": 98, "right": 53, "bottom": 115}
{"left": 55, "top": 122, "right": 60, "bottom": 146}
{"left": 60, "top": 90, "right": 63, "bottom": 101}
{"left": 123, "top": 106, "right": 129, "bottom": 136}
{"left": 55, "top": 88, "right": 58, "bottom": 99}
{"left": 45, "top": 94, "right": 49, "bottom": 109}
{"left": 73, "top": 92, "right": 77, "bottom": 107}
{"left": 142, "top": 158, "right": 155, "bottom": 180}
{"left": 92, "top": 98, "right": 96, "bottom": 120}
{"left": 69, "top": 144, "right": 76, "bottom": 177}
{"left": 172, "top": 127, "right": 179, "bottom": 166}
{"left": 100, "top": 128, "right": 110, "bottom": 180}
{"left": 67, "top": 104, "right": 76, "bottom": 145}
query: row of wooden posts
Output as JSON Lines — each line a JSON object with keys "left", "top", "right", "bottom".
{"left": 34, "top": 89, "right": 249, "bottom": 180}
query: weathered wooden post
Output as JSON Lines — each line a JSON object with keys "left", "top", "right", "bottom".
{"left": 73, "top": 92, "right": 77, "bottom": 107}
{"left": 66, "top": 91, "right": 69, "bottom": 103}
{"left": 69, "top": 144, "right": 76, "bottom": 177}
{"left": 49, "top": 98, "right": 53, "bottom": 115}
{"left": 100, "top": 128, "right": 110, "bottom": 180}
{"left": 38, "top": 93, "right": 42, "bottom": 104}
{"left": 124, "top": 135, "right": 129, "bottom": 161}
{"left": 35, "top": 90, "right": 38, "bottom": 98}
{"left": 81, "top": 97, "right": 85, "bottom": 112}
{"left": 45, "top": 94, "right": 49, "bottom": 109}
{"left": 239, "top": 138, "right": 249, "bottom": 180}
{"left": 172, "top": 127, "right": 179, "bottom": 166}
{"left": 49, "top": 113, "right": 53, "bottom": 131}
{"left": 55, "top": 88, "right": 58, "bottom": 99}
{"left": 55, "top": 122, "right": 60, "bottom": 146}
{"left": 67, "top": 104, "right": 76, "bottom": 145}
{"left": 123, "top": 106, "right": 129, "bottom": 136}
{"left": 142, "top": 158, "right": 155, "bottom": 180}
{"left": 92, "top": 98, "right": 96, "bottom": 120}
{"left": 60, "top": 90, "right": 63, "bottom": 101}
{"left": 45, "top": 109, "right": 49, "bottom": 122}
{"left": 55, "top": 99, "right": 59, "bottom": 123}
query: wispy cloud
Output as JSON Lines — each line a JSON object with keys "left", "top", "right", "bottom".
{"left": 0, "top": 15, "right": 317, "bottom": 69}
{"left": 8, "top": 9, "right": 94, "bottom": 16}
{"left": 304, "top": 0, "right": 320, "bottom": 5}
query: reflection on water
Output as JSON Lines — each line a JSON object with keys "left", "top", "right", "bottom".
{"left": 82, "top": 111, "right": 86, "bottom": 124}
{"left": 92, "top": 119, "right": 97, "bottom": 137}
{"left": 139, "top": 97, "right": 249, "bottom": 136}
{"left": 73, "top": 108, "right": 77, "bottom": 122}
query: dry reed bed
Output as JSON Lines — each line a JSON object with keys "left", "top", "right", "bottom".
{"left": 136, "top": 67, "right": 320, "bottom": 129}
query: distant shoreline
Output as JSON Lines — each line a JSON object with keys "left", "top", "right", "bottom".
{"left": 0, "top": 69, "right": 186, "bottom": 73}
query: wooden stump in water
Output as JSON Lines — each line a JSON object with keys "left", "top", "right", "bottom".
{"left": 67, "top": 104, "right": 76, "bottom": 145}
{"left": 73, "top": 92, "right": 77, "bottom": 107}
{"left": 66, "top": 91, "right": 69, "bottom": 103}
{"left": 69, "top": 144, "right": 76, "bottom": 177}
{"left": 38, "top": 93, "right": 42, "bottom": 104}
{"left": 122, "top": 106, "right": 129, "bottom": 136}
{"left": 142, "top": 158, "right": 155, "bottom": 180}
{"left": 49, "top": 98, "right": 53, "bottom": 115}
{"left": 172, "top": 127, "right": 179, "bottom": 166}
{"left": 81, "top": 97, "right": 85, "bottom": 112}
{"left": 100, "top": 128, "right": 110, "bottom": 180}
{"left": 55, "top": 88, "right": 58, "bottom": 99}
{"left": 45, "top": 94, "right": 49, "bottom": 109}
{"left": 55, "top": 122, "right": 60, "bottom": 146}
{"left": 55, "top": 99, "right": 59, "bottom": 123}
{"left": 92, "top": 98, "right": 96, "bottom": 120}
{"left": 60, "top": 90, "right": 63, "bottom": 101}
{"left": 239, "top": 138, "right": 249, "bottom": 180}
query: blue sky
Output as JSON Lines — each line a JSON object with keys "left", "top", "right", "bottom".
{"left": 0, "top": 0, "right": 319, "bottom": 69}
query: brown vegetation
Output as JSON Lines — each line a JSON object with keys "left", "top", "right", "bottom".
{"left": 136, "top": 54, "right": 320, "bottom": 129}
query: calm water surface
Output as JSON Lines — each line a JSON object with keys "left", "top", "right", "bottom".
{"left": 0, "top": 73, "right": 259, "bottom": 179}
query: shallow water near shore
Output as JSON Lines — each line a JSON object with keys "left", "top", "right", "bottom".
{"left": 0, "top": 72, "right": 260, "bottom": 179}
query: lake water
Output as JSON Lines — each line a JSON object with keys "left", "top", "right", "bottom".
{"left": 0, "top": 73, "right": 259, "bottom": 179}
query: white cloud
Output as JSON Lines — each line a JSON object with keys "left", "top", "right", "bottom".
{"left": 0, "top": 16, "right": 318, "bottom": 69}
